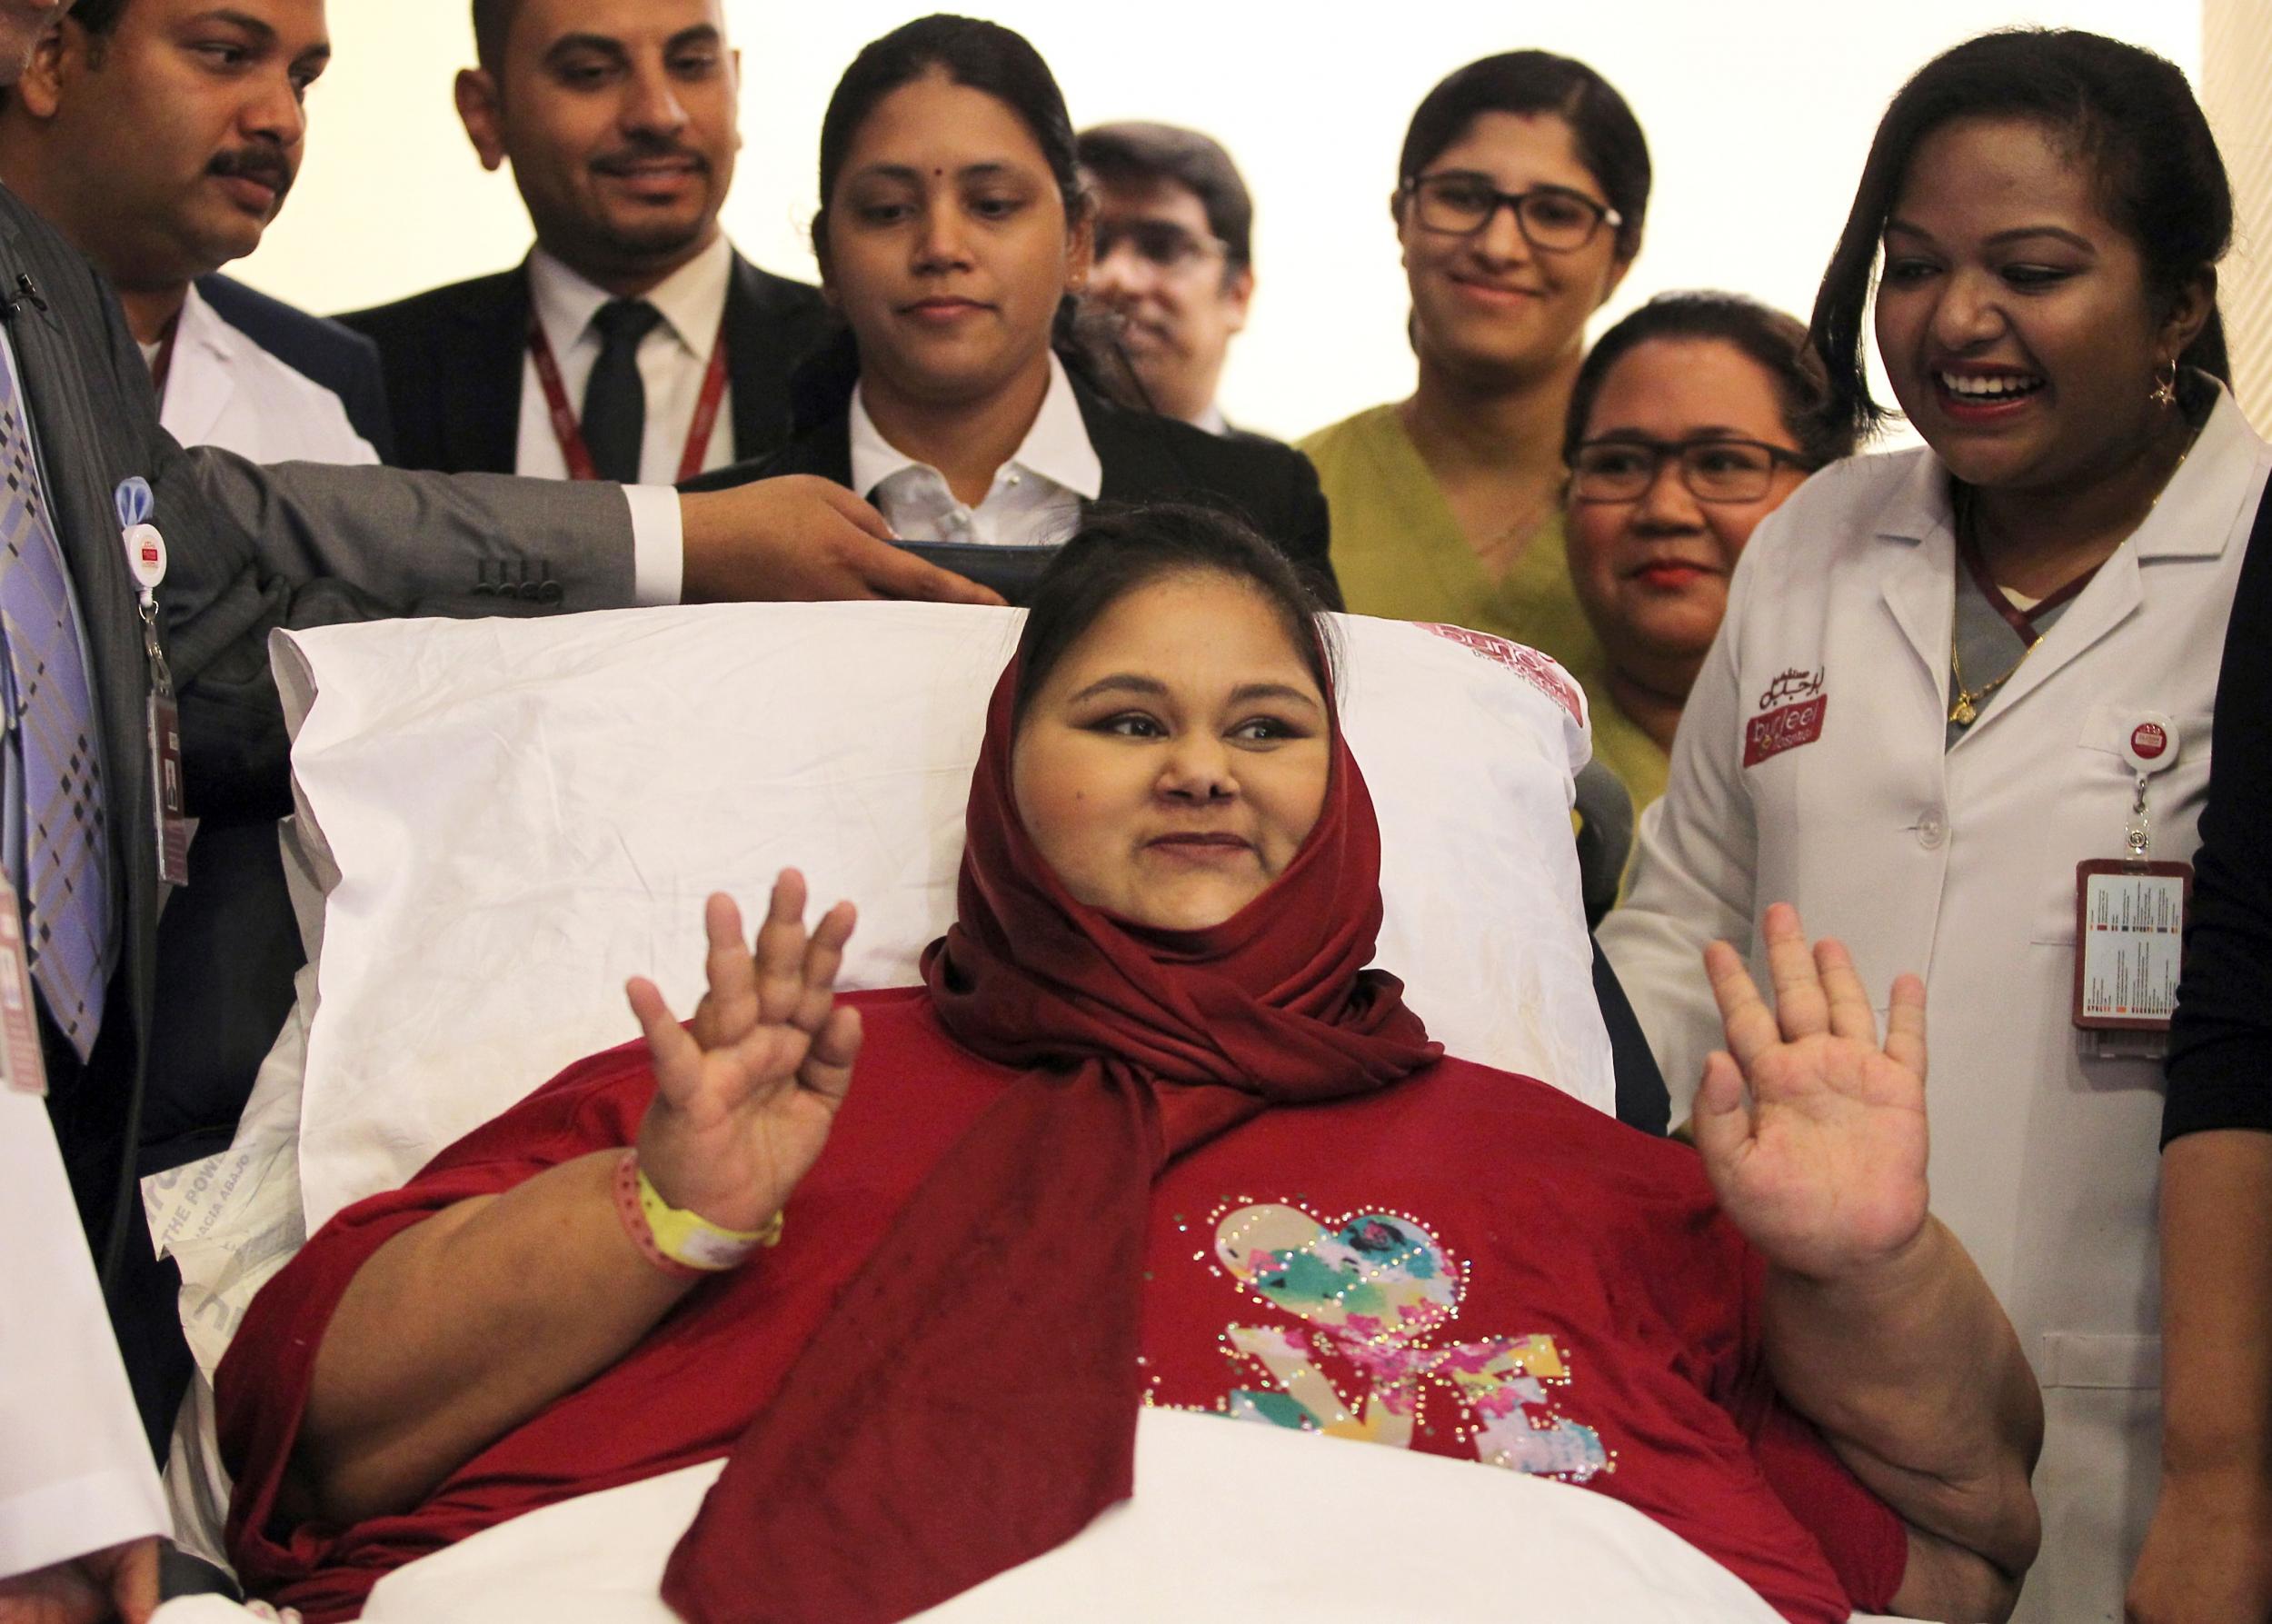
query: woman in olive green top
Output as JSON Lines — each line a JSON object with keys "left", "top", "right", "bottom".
{"left": 1302, "top": 50, "right": 1647, "bottom": 676}
{"left": 1560, "top": 294, "right": 1855, "bottom": 810}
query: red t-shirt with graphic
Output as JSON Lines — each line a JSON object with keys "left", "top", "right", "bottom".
{"left": 219, "top": 989, "right": 1905, "bottom": 1622}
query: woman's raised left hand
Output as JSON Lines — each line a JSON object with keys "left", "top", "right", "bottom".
{"left": 625, "top": 871, "right": 862, "bottom": 1236}
{"left": 1693, "top": 902, "right": 1930, "bottom": 1281}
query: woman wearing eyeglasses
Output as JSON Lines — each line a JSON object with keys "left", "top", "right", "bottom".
{"left": 1599, "top": 33, "right": 2271, "bottom": 1618}
{"left": 1561, "top": 294, "right": 1852, "bottom": 811}
{"left": 1300, "top": 51, "right": 1646, "bottom": 678}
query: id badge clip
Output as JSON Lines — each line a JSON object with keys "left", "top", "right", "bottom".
{"left": 118, "top": 478, "right": 187, "bottom": 887}
{"left": 2072, "top": 712, "right": 2191, "bottom": 1053}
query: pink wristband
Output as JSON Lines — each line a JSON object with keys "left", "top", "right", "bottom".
{"left": 612, "top": 1151, "right": 708, "bottom": 1280}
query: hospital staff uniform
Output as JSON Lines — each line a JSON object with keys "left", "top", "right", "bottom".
{"left": 1599, "top": 383, "right": 2270, "bottom": 1623}
{"left": 154, "top": 282, "right": 378, "bottom": 468}
{"left": 0, "top": 1086, "right": 167, "bottom": 1582}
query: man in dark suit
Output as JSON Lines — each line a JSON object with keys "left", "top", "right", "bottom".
{"left": 343, "top": 0, "right": 829, "bottom": 481}
{"left": 0, "top": 0, "right": 411, "bottom": 1227}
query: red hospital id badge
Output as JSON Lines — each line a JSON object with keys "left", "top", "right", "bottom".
{"left": 148, "top": 691, "right": 188, "bottom": 886}
{"left": 2073, "top": 859, "right": 2192, "bottom": 1031}
{"left": 0, "top": 875, "right": 46, "bottom": 1094}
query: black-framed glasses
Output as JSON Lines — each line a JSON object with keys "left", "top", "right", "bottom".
{"left": 1094, "top": 217, "right": 1229, "bottom": 271}
{"left": 1569, "top": 436, "right": 1820, "bottom": 503}
{"left": 1403, "top": 172, "right": 1621, "bottom": 253}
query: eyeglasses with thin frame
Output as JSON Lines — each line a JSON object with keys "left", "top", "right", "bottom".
{"left": 1402, "top": 171, "right": 1622, "bottom": 254}
{"left": 1569, "top": 436, "right": 1821, "bottom": 504}
{"left": 1094, "top": 217, "right": 1230, "bottom": 272}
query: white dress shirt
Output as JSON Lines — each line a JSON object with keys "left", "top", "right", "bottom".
{"left": 518, "top": 233, "right": 738, "bottom": 484}
{"left": 154, "top": 284, "right": 377, "bottom": 466}
{"left": 515, "top": 237, "right": 741, "bottom": 605}
{"left": 850, "top": 352, "right": 1101, "bottom": 546}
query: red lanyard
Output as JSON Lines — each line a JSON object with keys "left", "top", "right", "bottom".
{"left": 528, "top": 309, "right": 730, "bottom": 483}
{"left": 149, "top": 323, "right": 179, "bottom": 406}
{"left": 1956, "top": 519, "right": 2101, "bottom": 647}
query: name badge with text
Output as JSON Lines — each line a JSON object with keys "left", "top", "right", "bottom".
{"left": 2072, "top": 711, "right": 2190, "bottom": 1037}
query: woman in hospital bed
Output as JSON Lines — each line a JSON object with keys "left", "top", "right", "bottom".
{"left": 214, "top": 508, "right": 2041, "bottom": 1624}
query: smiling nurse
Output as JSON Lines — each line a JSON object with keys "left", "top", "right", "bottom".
{"left": 1599, "top": 30, "right": 2268, "bottom": 1622}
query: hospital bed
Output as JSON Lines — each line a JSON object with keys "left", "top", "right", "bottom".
{"left": 139, "top": 603, "right": 1918, "bottom": 1622}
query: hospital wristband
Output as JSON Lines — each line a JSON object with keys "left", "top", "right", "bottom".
{"left": 613, "top": 1151, "right": 782, "bottom": 1280}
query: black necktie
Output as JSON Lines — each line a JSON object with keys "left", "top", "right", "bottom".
{"left": 581, "top": 299, "right": 663, "bottom": 484}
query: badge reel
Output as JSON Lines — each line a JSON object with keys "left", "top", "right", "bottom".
{"left": 2072, "top": 712, "right": 2191, "bottom": 1059}
{"left": 117, "top": 478, "right": 188, "bottom": 887}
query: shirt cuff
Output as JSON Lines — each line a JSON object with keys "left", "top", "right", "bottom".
{"left": 623, "top": 484, "right": 684, "bottom": 607}
{"left": 0, "top": 1467, "right": 167, "bottom": 1581}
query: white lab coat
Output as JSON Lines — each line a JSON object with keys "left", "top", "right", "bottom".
{"left": 1599, "top": 384, "right": 2269, "bottom": 1623}
{"left": 0, "top": 1085, "right": 168, "bottom": 1579}
{"left": 160, "top": 284, "right": 376, "bottom": 466}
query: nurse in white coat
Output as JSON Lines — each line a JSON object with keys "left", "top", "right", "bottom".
{"left": 0, "top": 1089, "right": 165, "bottom": 1623}
{"left": 1598, "top": 29, "right": 2264, "bottom": 1624}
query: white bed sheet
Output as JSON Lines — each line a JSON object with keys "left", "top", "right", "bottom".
{"left": 146, "top": 1412, "right": 1927, "bottom": 1622}
{"left": 367, "top": 1410, "right": 1789, "bottom": 1622}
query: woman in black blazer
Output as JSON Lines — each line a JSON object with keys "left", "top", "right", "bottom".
{"left": 683, "top": 15, "right": 1338, "bottom": 609}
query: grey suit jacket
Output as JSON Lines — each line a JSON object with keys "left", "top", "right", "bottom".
{"left": 0, "top": 180, "right": 639, "bottom": 1261}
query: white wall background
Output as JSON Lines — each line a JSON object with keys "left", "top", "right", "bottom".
{"left": 234, "top": 1, "right": 2201, "bottom": 442}
{"left": 2206, "top": 0, "right": 2272, "bottom": 427}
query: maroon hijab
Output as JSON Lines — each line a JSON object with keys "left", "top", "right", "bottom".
{"left": 663, "top": 656, "right": 1440, "bottom": 1623}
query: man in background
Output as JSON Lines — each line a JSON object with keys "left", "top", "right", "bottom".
{"left": 1077, "top": 121, "right": 1256, "bottom": 436}
{"left": 345, "top": 0, "right": 828, "bottom": 482}
{"left": 0, "top": 0, "right": 393, "bottom": 1253}
{"left": 0, "top": 0, "right": 392, "bottom": 463}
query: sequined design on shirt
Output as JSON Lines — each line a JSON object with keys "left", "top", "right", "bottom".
{"left": 1205, "top": 1201, "right": 1609, "bottom": 1481}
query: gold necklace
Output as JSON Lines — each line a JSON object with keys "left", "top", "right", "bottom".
{"left": 1948, "top": 484, "right": 2044, "bottom": 726}
{"left": 1948, "top": 634, "right": 2037, "bottom": 726}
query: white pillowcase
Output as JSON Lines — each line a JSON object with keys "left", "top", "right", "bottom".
{"left": 259, "top": 602, "right": 1609, "bottom": 1230}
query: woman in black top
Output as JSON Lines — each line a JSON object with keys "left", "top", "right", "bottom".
{"left": 2134, "top": 491, "right": 2272, "bottom": 1623}
{"left": 686, "top": 15, "right": 1336, "bottom": 608}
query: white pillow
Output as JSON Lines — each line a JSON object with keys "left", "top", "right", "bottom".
{"left": 266, "top": 603, "right": 1609, "bottom": 1232}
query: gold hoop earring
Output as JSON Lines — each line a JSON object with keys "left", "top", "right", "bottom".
{"left": 2151, "top": 359, "right": 2178, "bottom": 408}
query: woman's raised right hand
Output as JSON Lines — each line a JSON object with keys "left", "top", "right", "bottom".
{"left": 625, "top": 871, "right": 862, "bottom": 1235}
